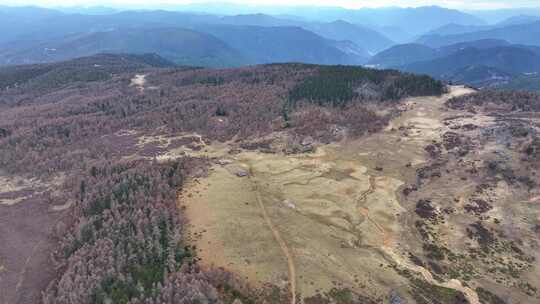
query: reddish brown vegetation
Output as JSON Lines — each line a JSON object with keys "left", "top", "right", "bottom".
{"left": 0, "top": 62, "right": 446, "bottom": 303}
{"left": 464, "top": 199, "right": 493, "bottom": 216}
{"left": 415, "top": 199, "right": 439, "bottom": 221}
{"left": 446, "top": 90, "right": 540, "bottom": 111}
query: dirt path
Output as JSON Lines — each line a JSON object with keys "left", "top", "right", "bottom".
{"left": 251, "top": 177, "right": 297, "bottom": 304}
{"left": 355, "top": 176, "right": 392, "bottom": 246}
{"left": 356, "top": 175, "right": 376, "bottom": 203}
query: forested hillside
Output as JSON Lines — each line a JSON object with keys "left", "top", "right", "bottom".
{"left": 0, "top": 59, "right": 445, "bottom": 304}
{"left": 0, "top": 53, "right": 176, "bottom": 91}
{"left": 3, "top": 3, "right": 540, "bottom": 304}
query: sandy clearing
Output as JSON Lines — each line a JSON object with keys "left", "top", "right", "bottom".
{"left": 0, "top": 174, "right": 65, "bottom": 207}
{"left": 0, "top": 176, "right": 39, "bottom": 206}
{"left": 130, "top": 74, "right": 147, "bottom": 91}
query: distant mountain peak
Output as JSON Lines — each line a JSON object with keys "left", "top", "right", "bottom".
{"left": 330, "top": 19, "right": 351, "bottom": 25}
{"left": 497, "top": 15, "right": 540, "bottom": 26}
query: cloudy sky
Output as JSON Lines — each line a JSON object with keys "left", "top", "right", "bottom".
{"left": 1, "top": 0, "right": 539, "bottom": 10}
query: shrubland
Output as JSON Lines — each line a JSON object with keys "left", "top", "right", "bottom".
{"left": 446, "top": 90, "right": 540, "bottom": 111}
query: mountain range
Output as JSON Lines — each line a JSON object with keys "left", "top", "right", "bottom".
{"left": 0, "top": 4, "right": 514, "bottom": 68}
{"left": 150, "top": 4, "right": 486, "bottom": 35}
{"left": 368, "top": 39, "right": 512, "bottom": 68}
{"left": 3, "top": 4, "right": 540, "bottom": 90}
{"left": 369, "top": 39, "right": 540, "bottom": 88}
{"left": 0, "top": 6, "right": 394, "bottom": 66}
{"left": 418, "top": 21, "right": 540, "bottom": 47}
{"left": 0, "top": 28, "right": 247, "bottom": 67}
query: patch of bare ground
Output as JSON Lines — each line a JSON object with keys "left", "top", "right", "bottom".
{"left": 0, "top": 195, "right": 65, "bottom": 304}
{"left": 179, "top": 86, "right": 505, "bottom": 303}
{"left": 130, "top": 74, "right": 147, "bottom": 92}
{"left": 0, "top": 173, "right": 67, "bottom": 304}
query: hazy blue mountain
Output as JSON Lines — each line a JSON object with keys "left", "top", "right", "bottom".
{"left": 367, "top": 44, "right": 438, "bottom": 68}
{"left": 324, "top": 6, "right": 485, "bottom": 35}
{"left": 466, "top": 8, "right": 540, "bottom": 24}
{"left": 368, "top": 39, "right": 510, "bottom": 68}
{"left": 0, "top": 23, "right": 370, "bottom": 67}
{"left": 0, "top": 28, "right": 247, "bottom": 67}
{"left": 0, "top": 6, "right": 482, "bottom": 59}
{"left": 217, "top": 14, "right": 393, "bottom": 53}
{"left": 438, "top": 39, "right": 510, "bottom": 55}
{"left": 332, "top": 40, "right": 371, "bottom": 62}
{"left": 496, "top": 15, "right": 540, "bottom": 26}
{"left": 0, "top": 5, "right": 65, "bottom": 43}
{"left": 402, "top": 46, "right": 540, "bottom": 77}
{"left": 421, "top": 16, "right": 540, "bottom": 41}
{"left": 111, "top": 10, "right": 221, "bottom": 26}
{"left": 6, "top": 4, "right": 540, "bottom": 74}
{"left": 0, "top": 9, "right": 221, "bottom": 45}
{"left": 0, "top": 5, "right": 61, "bottom": 18}
{"left": 219, "top": 13, "right": 294, "bottom": 26}
{"left": 417, "top": 21, "right": 540, "bottom": 47}
{"left": 305, "top": 20, "right": 394, "bottom": 54}
{"left": 368, "top": 37, "right": 540, "bottom": 88}
{"left": 160, "top": 4, "right": 485, "bottom": 35}
{"left": 424, "top": 23, "right": 492, "bottom": 36}
{"left": 196, "top": 25, "right": 366, "bottom": 65}
{"left": 0, "top": 8, "right": 369, "bottom": 66}
{"left": 513, "top": 44, "right": 540, "bottom": 55}
{"left": 371, "top": 25, "right": 414, "bottom": 44}
{"left": 53, "top": 6, "right": 120, "bottom": 15}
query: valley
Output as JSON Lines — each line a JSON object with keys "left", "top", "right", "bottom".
{"left": 3, "top": 5, "right": 540, "bottom": 90}
{"left": 167, "top": 84, "right": 538, "bottom": 303}
{"left": 0, "top": 61, "right": 449, "bottom": 303}
{"left": 0, "top": 47, "right": 539, "bottom": 303}
{"left": 1, "top": 2, "right": 540, "bottom": 304}
{"left": 176, "top": 86, "right": 486, "bottom": 303}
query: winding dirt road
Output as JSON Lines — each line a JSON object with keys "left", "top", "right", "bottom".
{"left": 251, "top": 177, "right": 297, "bottom": 304}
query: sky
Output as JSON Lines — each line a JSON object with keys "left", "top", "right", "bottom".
{"left": 1, "top": 0, "right": 540, "bottom": 10}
